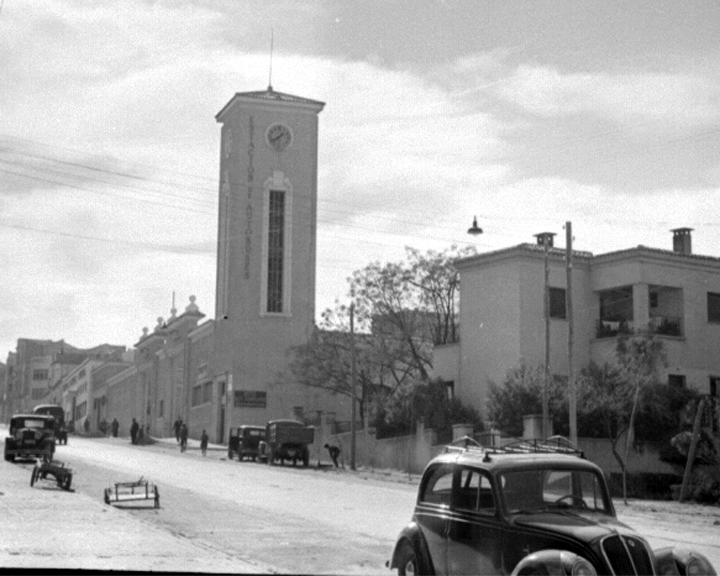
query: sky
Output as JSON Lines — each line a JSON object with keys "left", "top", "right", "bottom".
{"left": 2, "top": 0, "right": 720, "bottom": 359}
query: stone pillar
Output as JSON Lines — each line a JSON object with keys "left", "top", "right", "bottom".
{"left": 633, "top": 283, "right": 650, "bottom": 333}
{"left": 452, "top": 423, "right": 474, "bottom": 441}
{"left": 523, "top": 414, "right": 548, "bottom": 440}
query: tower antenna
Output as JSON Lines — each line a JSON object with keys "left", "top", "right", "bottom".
{"left": 268, "top": 28, "right": 274, "bottom": 91}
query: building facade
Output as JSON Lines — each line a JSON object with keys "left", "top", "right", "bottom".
{"left": 3, "top": 87, "right": 354, "bottom": 442}
{"left": 102, "top": 87, "right": 346, "bottom": 442}
{"left": 434, "top": 228, "right": 720, "bottom": 424}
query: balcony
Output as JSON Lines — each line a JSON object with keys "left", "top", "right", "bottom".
{"left": 649, "top": 315, "right": 682, "bottom": 337}
{"left": 596, "top": 319, "right": 634, "bottom": 339}
{"left": 595, "top": 316, "right": 682, "bottom": 339}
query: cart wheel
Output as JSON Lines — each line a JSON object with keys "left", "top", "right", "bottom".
{"left": 154, "top": 486, "right": 160, "bottom": 509}
{"left": 103, "top": 489, "right": 110, "bottom": 505}
{"left": 30, "top": 467, "right": 38, "bottom": 487}
{"left": 63, "top": 475, "right": 72, "bottom": 491}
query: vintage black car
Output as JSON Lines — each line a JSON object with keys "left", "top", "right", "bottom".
{"left": 258, "top": 419, "right": 314, "bottom": 467}
{"left": 32, "top": 404, "right": 68, "bottom": 445}
{"left": 388, "top": 437, "right": 716, "bottom": 575}
{"left": 228, "top": 425, "right": 266, "bottom": 461}
{"left": 4, "top": 414, "right": 56, "bottom": 462}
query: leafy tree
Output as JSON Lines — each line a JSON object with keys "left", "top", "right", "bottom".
{"left": 290, "top": 245, "right": 476, "bottom": 436}
{"left": 577, "top": 333, "right": 668, "bottom": 503}
{"left": 349, "top": 245, "right": 476, "bottom": 383}
{"left": 486, "top": 362, "right": 569, "bottom": 438}
{"left": 286, "top": 303, "right": 382, "bottom": 422}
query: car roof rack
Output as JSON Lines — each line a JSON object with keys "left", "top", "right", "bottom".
{"left": 444, "top": 435, "right": 585, "bottom": 460}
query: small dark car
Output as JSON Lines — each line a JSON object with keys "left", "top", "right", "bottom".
{"left": 228, "top": 425, "right": 266, "bottom": 461}
{"left": 388, "top": 437, "right": 716, "bottom": 575}
{"left": 258, "top": 419, "right": 314, "bottom": 467}
{"left": 32, "top": 404, "right": 68, "bottom": 445}
{"left": 4, "top": 414, "right": 56, "bottom": 462}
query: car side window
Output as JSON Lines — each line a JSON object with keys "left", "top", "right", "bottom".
{"left": 420, "top": 466, "right": 454, "bottom": 507}
{"left": 456, "top": 468, "right": 495, "bottom": 514}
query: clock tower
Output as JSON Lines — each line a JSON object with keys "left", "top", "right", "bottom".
{"left": 212, "top": 87, "right": 325, "bottom": 424}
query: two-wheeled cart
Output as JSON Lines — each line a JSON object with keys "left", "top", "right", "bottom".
{"left": 30, "top": 459, "right": 73, "bottom": 491}
{"left": 103, "top": 477, "right": 160, "bottom": 508}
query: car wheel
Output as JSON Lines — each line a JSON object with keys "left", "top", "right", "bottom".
{"left": 397, "top": 542, "right": 422, "bottom": 576}
{"left": 4, "top": 452, "right": 13, "bottom": 462}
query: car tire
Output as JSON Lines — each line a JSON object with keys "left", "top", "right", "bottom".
{"left": 397, "top": 542, "right": 423, "bottom": 576}
{"left": 5, "top": 452, "right": 14, "bottom": 462}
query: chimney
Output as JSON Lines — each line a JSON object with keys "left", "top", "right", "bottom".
{"left": 534, "top": 232, "right": 556, "bottom": 248}
{"left": 671, "top": 228, "right": 693, "bottom": 255}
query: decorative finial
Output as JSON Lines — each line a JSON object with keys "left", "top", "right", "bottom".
{"left": 186, "top": 295, "right": 199, "bottom": 314}
{"left": 155, "top": 317, "right": 164, "bottom": 331}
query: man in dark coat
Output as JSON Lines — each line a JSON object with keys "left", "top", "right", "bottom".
{"left": 173, "top": 417, "right": 182, "bottom": 443}
{"left": 111, "top": 418, "right": 119, "bottom": 438}
{"left": 179, "top": 423, "right": 188, "bottom": 452}
{"left": 130, "top": 418, "right": 139, "bottom": 445}
{"left": 324, "top": 443, "right": 341, "bottom": 468}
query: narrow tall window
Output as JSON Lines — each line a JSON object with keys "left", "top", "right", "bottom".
{"left": 549, "top": 287, "right": 567, "bottom": 319}
{"left": 267, "top": 190, "right": 285, "bottom": 312}
{"left": 708, "top": 292, "right": 720, "bottom": 323}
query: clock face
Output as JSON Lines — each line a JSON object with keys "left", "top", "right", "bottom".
{"left": 266, "top": 123, "right": 292, "bottom": 153}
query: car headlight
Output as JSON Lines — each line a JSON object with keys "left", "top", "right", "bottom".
{"left": 687, "top": 555, "right": 715, "bottom": 576}
{"left": 571, "top": 558, "right": 598, "bottom": 576}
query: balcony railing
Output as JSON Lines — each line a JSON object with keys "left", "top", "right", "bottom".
{"left": 596, "top": 319, "right": 634, "bottom": 339}
{"left": 596, "top": 316, "right": 683, "bottom": 338}
{"left": 648, "top": 315, "right": 682, "bottom": 337}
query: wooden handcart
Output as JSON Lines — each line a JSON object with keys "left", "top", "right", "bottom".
{"left": 103, "top": 477, "right": 160, "bottom": 508}
{"left": 30, "top": 459, "right": 73, "bottom": 491}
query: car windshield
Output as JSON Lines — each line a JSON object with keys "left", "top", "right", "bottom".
{"left": 15, "top": 418, "right": 51, "bottom": 430}
{"left": 501, "top": 468, "right": 609, "bottom": 514}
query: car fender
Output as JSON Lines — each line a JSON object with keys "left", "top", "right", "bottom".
{"left": 654, "top": 546, "right": 717, "bottom": 575}
{"left": 511, "top": 549, "right": 596, "bottom": 576}
{"left": 388, "top": 522, "right": 434, "bottom": 574}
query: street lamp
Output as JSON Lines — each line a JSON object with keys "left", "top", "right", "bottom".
{"left": 467, "top": 216, "right": 483, "bottom": 236}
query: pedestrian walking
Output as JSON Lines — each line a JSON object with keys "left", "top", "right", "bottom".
{"left": 173, "top": 417, "right": 182, "bottom": 443}
{"left": 83, "top": 418, "right": 89, "bottom": 434}
{"left": 179, "top": 423, "right": 188, "bottom": 452}
{"left": 200, "top": 429, "right": 209, "bottom": 456}
{"left": 324, "top": 443, "right": 341, "bottom": 468}
{"left": 111, "top": 418, "right": 119, "bottom": 438}
{"left": 130, "top": 418, "right": 139, "bottom": 445}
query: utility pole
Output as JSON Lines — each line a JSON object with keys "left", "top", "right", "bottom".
{"left": 566, "top": 222, "right": 577, "bottom": 445}
{"left": 350, "top": 302, "right": 357, "bottom": 471}
{"left": 535, "top": 232, "right": 555, "bottom": 440}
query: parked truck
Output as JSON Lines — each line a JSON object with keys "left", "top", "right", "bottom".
{"left": 258, "top": 419, "right": 314, "bottom": 467}
{"left": 32, "top": 404, "right": 68, "bottom": 445}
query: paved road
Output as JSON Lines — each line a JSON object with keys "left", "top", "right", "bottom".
{"left": 2, "top": 428, "right": 719, "bottom": 574}
{"left": 1, "top": 429, "right": 415, "bottom": 573}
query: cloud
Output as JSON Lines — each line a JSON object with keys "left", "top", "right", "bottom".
{"left": 499, "top": 65, "right": 720, "bottom": 126}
